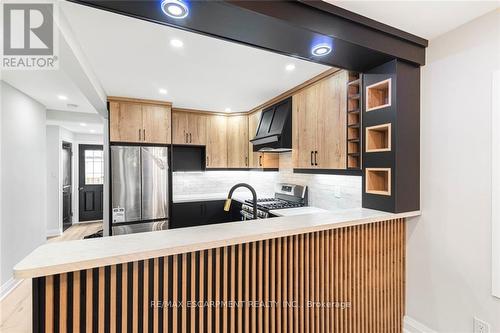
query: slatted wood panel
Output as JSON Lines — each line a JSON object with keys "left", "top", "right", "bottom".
{"left": 33, "top": 219, "right": 405, "bottom": 333}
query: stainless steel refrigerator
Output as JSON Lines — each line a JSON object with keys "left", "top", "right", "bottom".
{"left": 111, "top": 146, "right": 169, "bottom": 235}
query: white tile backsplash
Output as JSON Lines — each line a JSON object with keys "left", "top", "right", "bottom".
{"left": 173, "top": 152, "right": 362, "bottom": 210}
{"left": 277, "top": 153, "right": 362, "bottom": 210}
{"left": 172, "top": 170, "right": 277, "bottom": 197}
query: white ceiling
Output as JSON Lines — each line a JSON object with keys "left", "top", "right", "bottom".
{"left": 329, "top": 1, "right": 499, "bottom": 40}
{"left": 2, "top": 67, "right": 98, "bottom": 114}
{"left": 47, "top": 119, "right": 104, "bottom": 135}
{"left": 60, "top": 1, "right": 330, "bottom": 113}
{"left": 46, "top": 110, "right": 104, "bottom": 134}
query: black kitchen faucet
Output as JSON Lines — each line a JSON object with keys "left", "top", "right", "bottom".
{"left": 224, "top": 183, "right": 258, "bottom": 220}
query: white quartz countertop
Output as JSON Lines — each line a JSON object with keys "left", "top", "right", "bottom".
{"left": 14, "top": 208, "right": 420, "bottom": 278}
{"left": 269, "top": 206, "right": 330, "bottom": 217}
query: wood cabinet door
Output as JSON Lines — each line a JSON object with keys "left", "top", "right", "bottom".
{"left": 248, "top": 111, "right": 262, "bottom": 168}
{"left": 292, "top": 88, "right": 318, "bottom": 168}
{"left": 187, "top": 113, "right": 207, "bottom": 145}
{"left": 227, "top": 115, "right": 249, "bottom": 168}
{"left": 172, "top": 110, "right": 189, "bottom": 144}
{"left": 142, "top": 104, "right": 171, "bottom": 144}
{"left": 316, "top": 71, "right": 347, "bottom": 169}
{"left": 206, "top": 115, "right": 227, "bottom": 168}
{"left": 262, "top": 153, "right": 279, "bottom": 168}
{"left": 109, "top": 101, "right": 143, "bottom": 143}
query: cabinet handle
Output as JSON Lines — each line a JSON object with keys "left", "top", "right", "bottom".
{"left": 245, "top": 156, "right": 248, "bottom": 166}
{"left": 138, "top": 129, "right": 141, "bottom": 140}
{"left": 314, "top": 151, "right": 318, "bottom": 166}
{"left": 185, "top": 132, "right": 188, "bottom": 143}
{"left": 259, "top": 155, "right": 262, "bottom": 167}
{"left": 310, "top": 151, "right": 314, "bottom": 166}
{"left": 189, "top": 133, "right": 192, "bottom": 143}
{"left": 143, "top": 129, "right": 146, "bottom": 141}
{"left": 206, "top": 155, "right": 209, "bottom": 166}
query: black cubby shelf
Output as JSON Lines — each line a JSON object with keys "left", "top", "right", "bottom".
{"left": 362, "top": 60, "right": 420, "bottom": 213}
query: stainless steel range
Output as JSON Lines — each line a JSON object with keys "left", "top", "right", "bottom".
{"left": 241, "top": 183, "right": 307, "bottom": 219}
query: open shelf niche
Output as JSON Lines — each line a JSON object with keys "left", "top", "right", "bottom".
{"left": 366, "top": 78, "right": 391, "bottom": 111}
{"left": 346, "top": 71, "right": 362, "bottom": 169}
{"left": 365, "top": 168, "right": 391, "bottom": 196}
{"left": 366, "top": 123, "right": 391, "bottom": 152}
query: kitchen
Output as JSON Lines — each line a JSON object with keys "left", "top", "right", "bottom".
{"left": 96, "top": 2, "right": 368, "bottom": 234}
{"left": 109, "top": 66, "right": 361, "bottom": 233}
{"left": 4, "top": 1, "right": 498, "bottom": 332}
{"left": 13, "top": 2, "right": 420, "bottom": 331}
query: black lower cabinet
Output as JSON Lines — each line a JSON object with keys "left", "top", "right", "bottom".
{"left": 170, "top": 200, "right": 242, "bottom": 229}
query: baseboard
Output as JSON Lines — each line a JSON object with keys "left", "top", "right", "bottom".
{"left": 0, "top": 278, "right": 22, "bottom": 301}
{"left": 404, "top": 315, "right": 438, "bottom": 333}
{"left": 46, "top": 228, "right": 62, "bottom": 237}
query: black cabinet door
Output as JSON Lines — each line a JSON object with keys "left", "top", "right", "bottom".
{"left": 171, "top": 200, "right": 242, "bottom": 228}
{"left": 204, "top": 200, "right": 238, "bottom": 224}
{"left": 170, "top": 202, "right": 205, "bottom": 229}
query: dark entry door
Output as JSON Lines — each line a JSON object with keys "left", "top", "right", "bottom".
{"left": 62, "top": 142, "right": 73, "bottom": 230}
{"left": 79, "top": 144, "right": 104, "bottom": 221}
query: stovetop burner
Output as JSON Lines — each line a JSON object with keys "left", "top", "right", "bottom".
{"left": 244, "top": 197, "right": 305, "bottom": 210}
{"left": 240, "top": 183, "right": 307, "bottom": 219}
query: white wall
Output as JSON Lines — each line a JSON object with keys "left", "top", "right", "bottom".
{"left": 173, "top": 153, "right": 362, "bottom": 210}
{"left": 46, "top": 125, "right": 104, "bottom": 236}
{"left": 45, "top": 124, "right": 104, "bottom": 235}
{"left": 0, "top": 82, "right": 47, "bottom": 287}
{"left": 46, "top": 125, "right": 65, "bottom": 236}
{"left": 278, "top": 153, "right": 361, "bottom": 210}
{"left": 406, "top": 9, "right": 500, "bottom": 332}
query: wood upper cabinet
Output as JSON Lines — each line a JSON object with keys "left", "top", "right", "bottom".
{"left": 172, "top": 111, "right": 189, "bottom": 144}
{"left": 109, "top": 98, "right": 171, "bottom": 144}
{"left": 292, "top": 70, "right": 347, "bottom": 169}
{"left": 142, "top": 104, "right": 171, "bottom": 144}
{"left": 187, "top": 113, "right": 206, "bottom": 145}
{"left": 206, "top": 115, "right": 227, "bottom": 168}
{"left": 293, "top": 85, "right": 318, "bottom": 168}
{"left": 316, "top": 71, "right": 347, "bottom": 168}
{"left": 172, "top": 110, "right": 206, "bottom": 145}
{"left": 248, "top": 111, "right": 262, "bottom": 168}
{"left": 227, "top": 115, "right": 248, "bottom": 168}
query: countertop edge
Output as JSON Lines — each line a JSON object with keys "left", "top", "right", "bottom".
{"left": 14, "top": 209, "right": 420, "bottom": 279}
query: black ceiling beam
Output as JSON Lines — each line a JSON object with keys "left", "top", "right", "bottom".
{"left": 69, "top": 0, "right": 427, "bottom": 72}
{"left": 234, "top": 1, "right": 427, "bottom": 64}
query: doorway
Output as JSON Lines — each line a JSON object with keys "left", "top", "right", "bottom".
{"left": 78, "top": 144, "right": 104, "bottom": 221}
{"left": 62, "top": 142, "right": 73, "bottom": 231}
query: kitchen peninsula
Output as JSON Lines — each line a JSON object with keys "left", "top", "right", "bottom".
{"left": 10, "top": 0, "right": 428, "bottom": 332}
{"left": 15, "top": 207, "right": 419, "bottom": 332}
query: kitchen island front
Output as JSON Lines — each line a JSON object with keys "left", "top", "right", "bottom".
{"left": 15, "top": 208, "right": 419, "bottom": 332}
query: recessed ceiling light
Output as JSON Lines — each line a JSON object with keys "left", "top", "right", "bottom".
{"left": 90, "top": 129, "right": 96, "bottom": 133}
{"left": 58, "top": 95, "right": 68, "bottom": 100}
{"left": 170, "top": 39, "right": 184, "bottom": 48}
{"left": 285, "top": 64, "right": 295, "bottom": 71}
{"left": 311, "top": 43, "right": 332, "bottom": 56}
{"left": 161, "top": 0, "right": 189, "bottom": 19}
{"left": 159, "top": 88, "right": 168, "bottom": 94}
{"left": 225, "top": 108, "right": 231, "bottom": 113}
{"left": 80, "top": 123, "right": 87, "bottom": 127}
